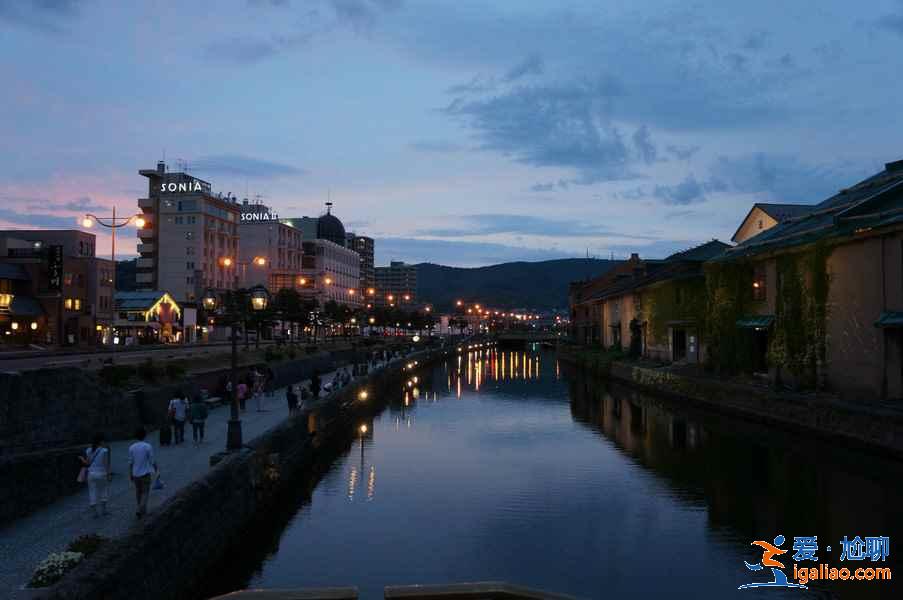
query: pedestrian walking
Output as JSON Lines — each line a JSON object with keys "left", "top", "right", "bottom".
{"left": 237, "top": 379, "right": 248, "bottom": 411}
{"left": 286, "top": 385, "right": 298, "bottom": 416}
{"left": 128, "top": 427, "right": 158, "bottom": 518}
{"left": 190, "top": 395, "right": 208, "bottom": 444}
{"left": 81, "top": 432, "right": 111, "bottom": 517}
{"left": 310, "top": 371, "right": 321, "bottom": 399}
{"left": 168, "top": 392, "right": 188, "bottom": 444}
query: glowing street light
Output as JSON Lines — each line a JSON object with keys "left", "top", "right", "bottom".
{"left": 221, "top": 257, "right": 234, "bottom": 268}
{"left": 254, "top": 256, "right": 267, "bottom": 267}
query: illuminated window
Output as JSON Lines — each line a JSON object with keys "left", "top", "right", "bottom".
{"left": 0, "top": 293, "right": 12, "bottom": 309}
{"left": 752, "top": 266, "right": 767, "bottom": 301}
{"left": 74, "top": 299, "right": 82, "bottom": 311}
{"left": 64, "top": 298, "right": 73, "bottom": 310}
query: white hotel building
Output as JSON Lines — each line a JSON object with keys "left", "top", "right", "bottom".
{"left": 137, "top": 162, "right": 241, "bottom": 302}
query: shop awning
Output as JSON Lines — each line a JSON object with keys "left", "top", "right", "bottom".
{"left": 736, "top": 315, "right": 774, "bottom": 329}
{"left": 9, "top": 295, "right": 44, "bottom": 318}
{"left": 875, "top": 312, "right": 903, "bottom": 328}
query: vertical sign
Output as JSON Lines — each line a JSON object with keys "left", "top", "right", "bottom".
{"left": 47, "top": 245, "right": 63, "bottom": 292}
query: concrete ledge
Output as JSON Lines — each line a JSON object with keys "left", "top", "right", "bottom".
{"left": 384, "top": 582, "right": 579, "bottom": 599}
{"left": 210, "top": 588, "right": 358, "bottom": 599}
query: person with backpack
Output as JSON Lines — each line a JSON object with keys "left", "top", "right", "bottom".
{"left": 190, "top": 395, "right": 208, "bottom": 444}
{"left": 81, "top": 432, "right": 112, "bottom": 517}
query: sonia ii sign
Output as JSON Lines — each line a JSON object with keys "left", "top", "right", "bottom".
{"left": 241, "top": 211, "right": 279, "bottom": 222}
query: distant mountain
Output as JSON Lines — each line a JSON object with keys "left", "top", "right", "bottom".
{"left": 416, "top": 258, "right": 618, "bottom": 311}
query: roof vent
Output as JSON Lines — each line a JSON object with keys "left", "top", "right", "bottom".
{"left": 630, "top": 252, "right": 639, "bottom": 261}
{"left": 885, "top": 159, "right": 903, "bottom": 173}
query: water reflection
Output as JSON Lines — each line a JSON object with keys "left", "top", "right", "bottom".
{"left": 211, "top": 348, "right": 901, "bottom": 600}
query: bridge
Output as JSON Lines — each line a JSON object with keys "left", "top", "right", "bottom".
{"left": 492, "top": 331, "right": 562, "bottom": 345}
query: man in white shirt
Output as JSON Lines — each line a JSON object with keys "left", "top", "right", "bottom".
{"left": 128, "top": 427, "right": 158, "bottom": 517}
{"left": 168, "top": 393, "right": 189, "bottom": 444}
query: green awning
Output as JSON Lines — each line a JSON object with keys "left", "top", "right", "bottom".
{"left": 736, "top": 315, "right": 774, "bottom": 329}
{"left": 875, "top": 312, "right": 903, "bottom": 328}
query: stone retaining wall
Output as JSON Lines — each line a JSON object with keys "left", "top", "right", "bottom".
{"left": 0, "top": 345, "right": 395, "bottom": 527}
{"left": 37, "top": 347, "right": 444, "bottom": 600}
{"left": 559, "top": 347, "right": 903, "bottom": 458}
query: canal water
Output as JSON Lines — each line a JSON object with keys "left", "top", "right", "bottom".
{"left": 211, "top": 347, "right": 901, "bottom": 599}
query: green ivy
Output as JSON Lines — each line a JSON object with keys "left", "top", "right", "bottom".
{"left": 768, "top": 242, "right": 831, "bottom": 387}
{"left": 645, "top": 279, "right": 708, "bottom": 345}
{"left": 703, "top": 261, "right": 757, "bottom": 373}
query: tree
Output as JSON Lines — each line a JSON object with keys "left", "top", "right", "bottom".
{"left": 274, "top": 288, "right": 302, "bottom": 344}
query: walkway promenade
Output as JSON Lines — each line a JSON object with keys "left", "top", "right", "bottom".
{"left": 0, "top": 371, "right": 344, "bottom": 599}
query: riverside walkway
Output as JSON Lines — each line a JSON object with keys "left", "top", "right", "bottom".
{"left": 0, "top": 371, "right": 348, "bottom": 599}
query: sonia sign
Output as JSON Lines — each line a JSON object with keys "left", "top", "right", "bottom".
{"left": 159, "top": 181, "right": 206, "bottom": 193}
{"left": 241, "top": 211, "right": 279, "bottom": 222}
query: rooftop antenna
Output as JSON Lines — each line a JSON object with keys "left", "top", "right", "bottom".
{"left": 325, "top": 200, "right": 333, "bottom": 214}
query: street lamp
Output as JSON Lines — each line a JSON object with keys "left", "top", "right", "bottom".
{"left": 204, "top": 284, "right": 270, "bottom": 451}
{"left": 82, "top": 209, "right": 146, "bottom": 347}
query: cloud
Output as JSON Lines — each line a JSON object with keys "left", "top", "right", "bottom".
{"left": 414, "top": 214, "right": 657, "bottom": 240}
{"left": 375, "top": 236, "right": 579, "bottom": 267}
{"left": 653, "top": 175, "right": 706, "bottom": 205}
{"left": 599, "top": 238, "right": 708, "bottom": 260}
{"left": 27, "top": 197, "right": 109, "bottom": 213}
{"left": 666, "top": 144, "right": 701, "bottom": 161}
{"left": 0, "top": 207, "right": 83, "bottom": 229}
{"left": 504, "top": 54, "right": 543, "bottom": 82}
{"left": 329, "top": 0, "right": 403, "bottom": 32}
{"left": 0, "top": 0, "right": 81, "bottom": 34}
{"left": 445, "top": 77, "right": 635, "bottom": 184}
{"left": 708, "top": 153, "right": 864, "bottom": 203}
{"left": 408, "top": 140, "right": 465, "bottom": 153}
{"left": 877, "top": 8, "right": 903, "bottom": 35}
{"left": 742, "top": 31, "right": 770, "bottom": 51}
{"left": 632, "top": 125, "right": 657, "bottom": 164}
{"left": 189, "top": 155, "right": 305, "bottom": 178}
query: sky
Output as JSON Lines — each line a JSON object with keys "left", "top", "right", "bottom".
{"left": 2, "top": 0, "right": 903, "bottom": 267}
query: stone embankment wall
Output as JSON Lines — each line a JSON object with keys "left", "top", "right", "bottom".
{"left": 0, "top": 346, "right": 380, "bottom": 525}
{"left": 40, "top": 348, "right": 442, "bottom": 600}
{"left": 559, "top": 347, "right": 903, "bottom": 458}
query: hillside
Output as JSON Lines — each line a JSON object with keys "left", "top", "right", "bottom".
{"left": 416, "top": 258, "right": 618, "bottom": 311}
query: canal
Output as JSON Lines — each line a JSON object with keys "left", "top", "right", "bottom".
{"left": 208, "top": 346, "right": 901, "bottom": 599}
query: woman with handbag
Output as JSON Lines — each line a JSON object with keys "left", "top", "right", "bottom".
{"left": 80, "top": 432, "right": 112, "bottom": 517}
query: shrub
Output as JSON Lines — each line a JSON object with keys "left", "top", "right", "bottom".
{"left": 28, "top": 551, "right": 83, "bottom": 588}
{"left": 98, "top": 364, "right": 134, "bottom": 388}
{"left": 286, "top": 347, "right": 297, "bottom": 360}
{"left": 67, "top": 534, "right": 108, "bottom": 557}
{"left": 164, "top": 362, "right": 186, "bottom": 380}
{"left": 264, "top": 347, "right": 282, "bottom": 362}
{"left": 137, "top": 358, "right": 160, "bottom": 383}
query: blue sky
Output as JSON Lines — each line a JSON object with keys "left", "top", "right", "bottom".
{"left": 2, "top": 0, "right": 903, "bottom": 267}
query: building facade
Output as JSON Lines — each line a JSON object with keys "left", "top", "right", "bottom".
{"left": 0, "top": 230, "right": 114, "bottom": 345}
{"left": 238, "top": 200, "right": 302, "bottom": 291}
{"left": 137, "top": 162, "right": 241, "bottom": 302}
{"left": 375, "top": 261, "right": 417, "bottom": 306}
{"left": 347, "top": 233, "right": 375, "bottom": 295}
{"left": 299, "top": 238, "right": 361, "bottom": 307}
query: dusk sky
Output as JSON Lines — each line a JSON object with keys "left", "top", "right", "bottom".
{"left": 2, "top": 0, "right": 903, "bottom": 267}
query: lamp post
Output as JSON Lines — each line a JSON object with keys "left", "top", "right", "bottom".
{"left": 203, "top": 284, "right": 270, "bottom": 451}
{"left": 82, "top": 208, "right": 146, "bottom": 347}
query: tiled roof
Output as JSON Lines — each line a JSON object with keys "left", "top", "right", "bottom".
{"left": 718, "top": 162, "right": 903, "bottom": 261}
{"left": 755, "top": 203, "right": 814, "bottom": 221}
{"left": 115, "top": 291, "right": 171, "bottom": 311}
{"left": 665, "top": 240, "right": 731, "bottom": 262}
{"left": 0, "top": 263, "right": 31, "bottom": 281}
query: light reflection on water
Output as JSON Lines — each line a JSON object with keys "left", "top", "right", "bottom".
{"left": 240, "top": 347, "right": 901, "bottom": 600}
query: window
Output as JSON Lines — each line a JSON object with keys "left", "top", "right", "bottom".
{"left": 753, "top": 265, "right": 767, "bottom": 301}
{"left": 185, "top": 232, "right": 194, "bottom": 240}
{"left": 64, "top": 298, "right": 73, "bottom": 310}
{"left": 757, "top": 219, "right": 763, "bottom": 230}
{"left": 175, "top": 216, "right": 184, "bottom": 225}
{"left": 186, "top": 246, "right": 195, "bottom": 256}
{"left": 74, "top": 298, "right": 81, "bottom": 311}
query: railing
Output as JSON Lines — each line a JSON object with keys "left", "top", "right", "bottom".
{"left": 209, "top": 582, "right": 579, "bottom": 600}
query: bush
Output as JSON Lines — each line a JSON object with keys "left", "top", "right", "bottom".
{"left": 67, "top": 534, "right": 108, "bottom": 557}
{"left": 286, "top": 347, "right": 297, "bottom": 360}
{"left": 264, "top": 347, "right": 282, "bottom": 362}
{"left": 137, "top": 358, "right": 160, "bottom": 383}
{"left": 98, "top": 364, "right": 134, "bottom": 388}
{"left": 164, "top": 362, "right": 186, "bottom": 380}
{"left": 28, "top": 552, "right": 83, "bottom": 588}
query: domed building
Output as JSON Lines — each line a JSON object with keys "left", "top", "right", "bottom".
{"left": 317, "top": 203, "right": 347, "bottom": 247}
